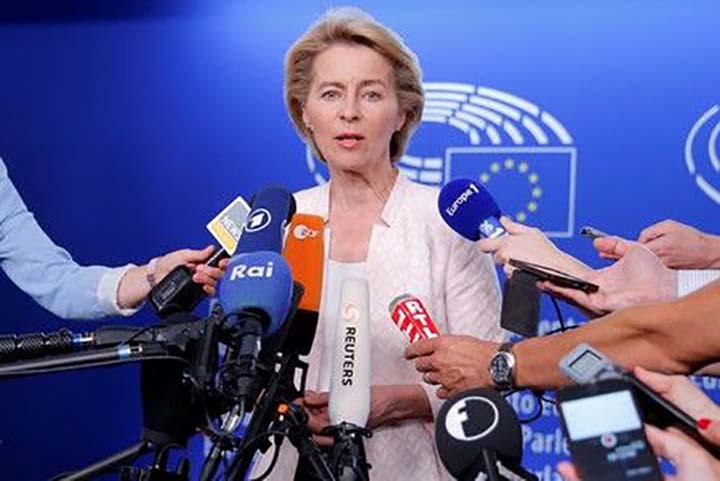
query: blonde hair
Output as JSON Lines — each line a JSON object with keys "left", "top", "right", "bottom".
{"left": 284, "top": 7, "right": 424, "bottom": 163}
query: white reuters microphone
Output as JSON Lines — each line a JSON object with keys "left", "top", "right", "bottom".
{"left": 329, "top": 278, "right": 371, "bottom": 428}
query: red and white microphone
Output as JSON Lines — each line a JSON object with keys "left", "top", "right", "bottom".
{"left": 388, "top": 294, "right": 439, "bottom": 343}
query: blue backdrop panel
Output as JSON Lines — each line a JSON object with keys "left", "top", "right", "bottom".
{"left": 0, "top": 1, "right": 718, "bottom": 480}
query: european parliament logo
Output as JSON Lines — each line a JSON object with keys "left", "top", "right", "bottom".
{"left": 305, "top": 82, "right": 577, "bottom": 237}
{"left": 685, "top": 104, "right": 720, "bottom": 205}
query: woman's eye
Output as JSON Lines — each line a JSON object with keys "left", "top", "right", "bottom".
{"left": 321, "top": 90, "right": 340, "bottom": 100}
{"left": 363, "top": 91, "right": 382, "bottom": 101}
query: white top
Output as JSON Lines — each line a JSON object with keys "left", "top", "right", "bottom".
{"left": 318, "top": 259, "right": 368, "bottom": 391}
{"left": 254, "top": 175, "right": 505, "bottom": 481}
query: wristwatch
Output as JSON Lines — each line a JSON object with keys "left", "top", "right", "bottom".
{"left": 489, "top": 342, "right": 516, "bottom": 392}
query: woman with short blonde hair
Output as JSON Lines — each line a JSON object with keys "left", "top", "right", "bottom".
{"left": 285, "top": 7, "right": 424, "bottom": 163}
{"left": 255, "top": 8, "right": 504, "bottom": 480}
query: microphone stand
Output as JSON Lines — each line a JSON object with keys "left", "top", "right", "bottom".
{"left": 223, "top": 348, "right": 312, "bottom": 480}
{"left": 282, "top": 403, "right": 336, "bottom": 481}
{"left": 323, "top": 423, "right": 372, "bottom": 481}
{"left": 0, "top": 313, "right": 221, "bottom": 481}
{"left": 461, "top": 450, "right": 537, "bottom": 481}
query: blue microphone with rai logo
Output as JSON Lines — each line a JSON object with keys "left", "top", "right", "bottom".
{"left": 217, "top": 185, "right": 297, "bottom": 403}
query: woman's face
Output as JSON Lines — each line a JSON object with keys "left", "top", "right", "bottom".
{"left": 302, "top": 43, "right": 406, "bottom": 173}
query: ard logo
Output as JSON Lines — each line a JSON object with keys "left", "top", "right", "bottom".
{"left": 306, "top": 83, "right": 577, "bottom": 237}
{"left": 245, "top": 208, "right": 271, "bottom": 233}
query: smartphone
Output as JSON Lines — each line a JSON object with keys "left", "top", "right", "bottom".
{"left": 580, "top": 225, "right": 608, "bottom": 239}
{"left": 508, "top": 258, "right": 599, "bottom": 293}
{"left": 559, "top": 343, "right": 720, "bottom": 458}
{"left": 557, "top": 380, "right": 662, "bottom": 481}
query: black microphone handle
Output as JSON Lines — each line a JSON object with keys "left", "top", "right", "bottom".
{"left": 228, "top": 314, "right": 265, "bottom": 402}
{"left": 461, "top": 449, "right": 501, "bottom": 481}
{"left": 0, "top": 325, "right": 163, "bottom": 364}
{"left": 148, "top": 245, "right": 228, "bottom": 319}
{"left": 0, "top": 328, "right": 81, "bottom": 363}
{"left": 206, "top": 246, "right": 229, "bottom": 267}
{"left": 0, "top": 343, "right": 168, "bottom": 376}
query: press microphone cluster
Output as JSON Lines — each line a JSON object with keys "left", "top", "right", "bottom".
{"left": 223, "top": 212, "right": 329, "bottom": 481}
{"left": 0, "top": 185, "right": 335, "bottom": 481}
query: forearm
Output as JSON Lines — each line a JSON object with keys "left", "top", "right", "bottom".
{"left": 553, "top": 252, "right": 593, "bottom": 279}
{"left": 703, "top": 234, "right": 720, "bottom": 268}
{"left": 376, "top": 384, "right": 433, "bottom": 427}
{"left": 515, "top": 281, "right": 720, "bottom": 389}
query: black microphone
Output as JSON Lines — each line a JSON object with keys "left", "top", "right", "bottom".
{"left": 436, "top": 388, "right": 536, "bottom": 481}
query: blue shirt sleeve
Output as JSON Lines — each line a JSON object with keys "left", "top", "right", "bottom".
{"left": 0, "top": 157, "right": 117, "bottom": 319}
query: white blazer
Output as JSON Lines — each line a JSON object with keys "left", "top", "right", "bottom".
{"left": 258, "top": 175, "right": 505, "bottom": 481}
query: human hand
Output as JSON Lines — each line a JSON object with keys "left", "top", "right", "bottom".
{"left": 556, "top": 461, "right": 580, "bottom": 481}
{"left": 634, "top": 367, "right": 720, "bottom": 446}
{"left": 154, "top": 245, "right": 227, "bottom": 296}
{"left": 540, "top": 238, "right": 677, "bottom": 316}
{"left": 646, "top": 425, "right": 720, "bottom": 481}
{"left": 634, "top": 367, "right": 720, "bottom": 421}
{"left": 117, "top": 245, "right": 227, "bottom": 309}
{"left": 405, "top": 335, "right": 500, "bottom": 398}
{"left": 557, "top": 426, "right": 720, "bottom": 481}
{"left": 639, "top": 219, "right": 720, "bottom": 269}
{"left": 477, "top": 217, "right": 591, "bottom": 278}
{"left": 299, "top": 390, "right": 333, "bottom": 446}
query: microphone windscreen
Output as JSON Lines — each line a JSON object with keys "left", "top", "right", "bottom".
{"left": 438, "top": 179, "right": 504, "bottom": 241}
{"left": 236, "top": 187, "right": 296, "bottom": 254}
{"left": 435, "top": 388, "right": 523, "bottom": 479}
{"left": 218, "top": 251, "right": 293, "bottom": 336}
{"left": 329, "top": 278, "right": 371, "bottom": 427}
{"left": 283, "top": 213, "right": 325, "bottom": 312}
{"left": 388, "top": 294, "right": 439, "bottom": 343}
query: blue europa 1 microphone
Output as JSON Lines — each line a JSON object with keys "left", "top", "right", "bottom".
{"left": 438, "top": 179, "right": 543, "bottom": 337}
{"left": 438, "top": 178, "right": 505, "bottom": 241}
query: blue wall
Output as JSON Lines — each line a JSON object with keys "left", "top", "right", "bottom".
{"left": 0, "top": 1, "right": 718, "bottom": 479}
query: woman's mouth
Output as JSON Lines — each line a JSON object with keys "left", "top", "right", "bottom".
{"left": 335, "top": 133, "right": 365, "bottom": 148}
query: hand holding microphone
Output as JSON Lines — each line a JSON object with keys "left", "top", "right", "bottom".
{"left": 148, "top": 195, "right": 252, "bottom": 317}
{"left": 438, "top": 178, "right": 589, "bottom": 279}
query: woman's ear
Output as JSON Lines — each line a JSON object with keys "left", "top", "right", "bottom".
{"left": 302, "top": 109, "right": 312, "bottom": 131}
{"left": 396, "top": 110, "right": 407, "bottom": 132}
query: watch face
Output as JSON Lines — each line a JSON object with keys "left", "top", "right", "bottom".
{"left": 491, "top": 353, "right": 511, "bottom": 382}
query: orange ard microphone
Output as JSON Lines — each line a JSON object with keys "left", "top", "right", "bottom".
{"left": 388, "top": 294, "right": 440, "bottom": 344}
{"left": 280, "top": 213, "right": 325, "bottom": 355}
